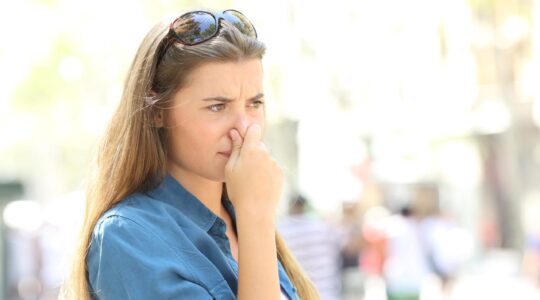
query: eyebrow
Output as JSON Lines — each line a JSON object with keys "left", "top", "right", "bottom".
{"left": 201, "top": 93, "right": 264, "bottom": 103}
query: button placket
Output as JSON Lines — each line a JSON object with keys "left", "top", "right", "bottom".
{"left": 209, "top": 219, "right": 237, "bottom": 270}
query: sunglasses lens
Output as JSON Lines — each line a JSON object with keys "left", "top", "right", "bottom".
{"left": 222, "top": 10, "right": 257, "bottom": 38}
{"left": 172, "top": 12, "right": 217, "bottom": 45}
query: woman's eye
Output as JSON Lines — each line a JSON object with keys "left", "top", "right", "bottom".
{"left": 250, "top": 100, "right": 265, "bottom": 108}
{"left": 208, "top": 103, "right": 225, "bottom": 112}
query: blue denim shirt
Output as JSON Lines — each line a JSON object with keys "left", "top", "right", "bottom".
{"left": 87, "top": 174, "right": 299, "bottom": 299}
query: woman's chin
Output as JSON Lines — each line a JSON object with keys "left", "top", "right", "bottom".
{"left": 209, "top": 169, "right": 226, "bottom": 183}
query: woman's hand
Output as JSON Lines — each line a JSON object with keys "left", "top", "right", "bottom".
{"left": 224, "top": 123, "right": 283, "bottom": 300}
{"left": 224, "top": 123, "right": 283, "bottom": 218}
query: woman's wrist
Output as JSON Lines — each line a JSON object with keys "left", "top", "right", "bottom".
{"left": 236, "top": 211, "right": 276, "bottom": 232}
{"left": 235, "top": 206, "right": 276, "bottom": 228}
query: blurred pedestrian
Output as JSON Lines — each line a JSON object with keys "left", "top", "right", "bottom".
{"left": 278, "top": 194, "right": 342, "bottom": 300}
{"left": 383, "top": 206, "right": 430, "bottom": 300}
{"left": 339, "top": 201, "right": 366, "bottom": 300}
{"left": 415, "top": 184, "right": 472, "bottom": 296}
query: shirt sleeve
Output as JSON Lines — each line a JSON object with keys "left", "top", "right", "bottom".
{"left": 87, "top": 215, "right": 214, "bottom": 300}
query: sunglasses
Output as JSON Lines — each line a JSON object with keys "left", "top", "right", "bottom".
{"left": 167, "top": 9, "right": 257, "bottom": 46}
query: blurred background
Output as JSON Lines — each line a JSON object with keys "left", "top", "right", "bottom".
{"left": 1, "top": 0, "right": 540, "bottom": 299}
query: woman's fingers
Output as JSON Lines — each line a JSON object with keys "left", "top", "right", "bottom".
{"left": 241, "top": 123, "right": 262, "bottom": 154}
{"left": 227, "top": 123, "right": 263, "bottom": 170}
{"left": 227, "top": 129, "right": 243, "bottom": 168}
{"left": 225, "top": 122, "right": 282, "bottom": 215}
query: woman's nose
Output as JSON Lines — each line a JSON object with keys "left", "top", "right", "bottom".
{"left": 234, "top": 113, "right": 250, "bottom": 138}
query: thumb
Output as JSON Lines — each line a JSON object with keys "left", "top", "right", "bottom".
{"left": 227, "top": 129, "right": 243, "bottom": 167}
{"left": 243, "top": 123, "right": 262, "bottom": 150}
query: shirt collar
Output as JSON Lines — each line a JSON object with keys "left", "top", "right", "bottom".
{"left": 146, "top": 173, "right": 235, "bottom": 232}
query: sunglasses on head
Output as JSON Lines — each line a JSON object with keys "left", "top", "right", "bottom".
{"left": 167, "top": 9, "right": 257, "bottom": 46}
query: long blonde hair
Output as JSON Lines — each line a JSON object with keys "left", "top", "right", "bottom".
{"left": 62, "top": 14, "right": 320, "bottom": 300}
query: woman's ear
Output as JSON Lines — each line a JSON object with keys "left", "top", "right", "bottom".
{"left": 154, "top": 109, "right": 165, "bottom": 128}
{"left": 148, "top": 90, "right": 165, "bottom": 128}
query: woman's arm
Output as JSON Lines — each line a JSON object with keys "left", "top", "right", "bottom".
{"left": 236, "top": 210, "right": 280, "bottom": 300}
{"left": 225, "top": 124, "right": 283, "bottom": 300}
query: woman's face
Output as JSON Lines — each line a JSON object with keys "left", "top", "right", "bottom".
{"left": 163, "top": 59, "right": 265, "bottom": 182}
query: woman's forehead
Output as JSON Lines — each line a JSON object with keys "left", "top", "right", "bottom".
{"left": 178, "top": 59, "right": 263, "bottom": 99}
{"left": 182, "top": 59, "right": 263, "bottom": 94}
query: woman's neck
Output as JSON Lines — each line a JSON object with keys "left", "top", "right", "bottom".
{"left": 168, "top": 164, "right": 225, "bottom": 217}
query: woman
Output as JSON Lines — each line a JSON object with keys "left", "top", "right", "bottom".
{"left": 63, "top": 9, "right": 319, "bottom": 300}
